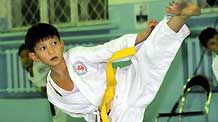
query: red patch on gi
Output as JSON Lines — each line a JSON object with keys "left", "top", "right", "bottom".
{"left": 73, "top": 61, "right": 87, "bottom": 75}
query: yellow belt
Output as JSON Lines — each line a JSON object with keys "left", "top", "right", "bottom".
{"left": 99, "top": 47, "right": 136, "bottom": 122}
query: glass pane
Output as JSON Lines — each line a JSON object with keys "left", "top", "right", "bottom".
{"left": 11, "top": 0, "right": 40, "bottom": 27}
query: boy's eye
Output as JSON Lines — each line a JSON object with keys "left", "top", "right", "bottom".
{"left": 52, "top": 41, "right": 57, "bottom": 45}
{"left": 40, "top": 47, "right": 46, "bottom": 51}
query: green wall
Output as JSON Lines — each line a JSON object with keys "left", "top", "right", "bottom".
{"left": 0, "top": 98, "right": 53, "bottom": 122}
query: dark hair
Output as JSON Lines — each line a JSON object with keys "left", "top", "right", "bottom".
{"left": 198, "top": 27, "right": 218, "bottom": 47}
{"left": 18, "top": 43, "right": 27, "bottom": 56}
{"left": 25, "top": 23, "right": 60, "bottom": 52}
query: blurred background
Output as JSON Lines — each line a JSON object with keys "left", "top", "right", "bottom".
{"left": 0, "top": 0, "right": 218, "bottom": 122}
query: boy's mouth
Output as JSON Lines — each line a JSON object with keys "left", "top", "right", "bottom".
{"left": 50, "top": 56, "right": 58, "bottom": 61}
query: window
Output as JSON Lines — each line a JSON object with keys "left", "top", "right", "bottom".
{"left": 11, "top": 0, "right": 40, "bottom": 27}
{"left": 10, "top": 0, "right": 108, "bottom": 28}
{"left": 48, "top": 0, "right": 71, "bottom": 24}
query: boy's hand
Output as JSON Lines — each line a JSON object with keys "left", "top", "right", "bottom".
{"left": 166, "top": 1, "right": 201, "bottom": 16}
{"left": 135, "top": 19, "right": 158, "bottom": 45}
{"left": 146, "top": 20, "right": 158, "bottom": 33}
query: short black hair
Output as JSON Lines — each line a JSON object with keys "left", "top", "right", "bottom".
{"left": 25, "top": 23, "right": 60, "bottom": 52}
{"left": 198, "top": 27, "right": 218, "bottom": 47}
{"left": 18, "top": 43, "right": 27, "bottom": 56}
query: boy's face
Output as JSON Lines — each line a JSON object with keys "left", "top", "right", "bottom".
{"left": 206, "top": 34, "right": 218, "bottom": 53}
{"left": 19, "top": 49, "right": 33, "bottom": 71}
{"left": 29, "top": 36, "right": 64, "bottom": 67}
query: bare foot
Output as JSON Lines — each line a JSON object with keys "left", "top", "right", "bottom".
{"left": 166, "top": 1, "right": 201, "bottom": 16}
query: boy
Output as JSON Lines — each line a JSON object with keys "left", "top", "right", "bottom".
{"left": 25, "top": 1, "right": 200, "bottom": 122}
{"left": 18, "top": 44, "right": 68, "bottom": 122}
{"left": 198, "top": 27, "right": 218, "bottom": 82}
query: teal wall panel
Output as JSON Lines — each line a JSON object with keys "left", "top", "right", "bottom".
{"left": 109, "top": 3, "right": 137, "bottom": 34}
{"left": 0, "top": 98, "right": 53, "bottom": 122}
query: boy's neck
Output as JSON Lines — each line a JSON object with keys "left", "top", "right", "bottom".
{"left": 50, "top": 58, "right": 68, "bottom": 77}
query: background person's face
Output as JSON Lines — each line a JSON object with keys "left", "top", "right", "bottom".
{"left": 20, "top": 49, "right": 33, "bottom": 70}
{"left": 206, "top": 35, "right": 218, "bottom": 53}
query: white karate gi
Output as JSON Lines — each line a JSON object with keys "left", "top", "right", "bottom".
{"left": 46, "top": 17, "right": 190, "bottom": 122}
{"left": 212, "top": 55, "right": 218, "bottom": 82}
{"left": 28, "top": 61, "right": 68, "bottom": 122}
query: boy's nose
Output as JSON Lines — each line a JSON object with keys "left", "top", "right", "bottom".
{"left": 48, "top": 47, "right": 54, "bottom": 54}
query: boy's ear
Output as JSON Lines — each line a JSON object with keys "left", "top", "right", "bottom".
{"left": 60, "top": 40, "right": 64, "bottom": 51}
{"left": 28, "top": 52, "right": 40, "bottom": 61}
{"left": 60, "top": 39, "right": 64, "bottom": 48}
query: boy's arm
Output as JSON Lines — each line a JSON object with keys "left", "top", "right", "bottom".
{"left": 81, "top": 1, "right": 200, "bottom": 62}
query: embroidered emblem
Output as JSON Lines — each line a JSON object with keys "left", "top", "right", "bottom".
{"left": 73, "top": 61, "right": 87, "bottom": 75}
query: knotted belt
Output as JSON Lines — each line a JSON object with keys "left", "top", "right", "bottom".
{"left": 99, "top": 47, "right": 136, "bottom": 122}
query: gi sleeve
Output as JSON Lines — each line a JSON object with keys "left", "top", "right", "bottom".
{"left": 69, "top": 34, "right": 137, "bottom": 63}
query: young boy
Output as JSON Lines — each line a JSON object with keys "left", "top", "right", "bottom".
{"left": 18, "top": 44, "right": 69, "bottom": 122}
{"left": 198, "top": 27, "right": 218, "bottom": 82}
{"left": 25, "top": 1, "right": 200, "bottom": 122}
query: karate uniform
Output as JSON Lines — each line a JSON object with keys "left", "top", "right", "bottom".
{"left": 46, "top": 17, "right": 190, "bottom": 122}
{"left": 28, "top": 61, "right": 68, "bottom": 122}
{"left": 212, "top": 55, "right": 218, "bottom": 82}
